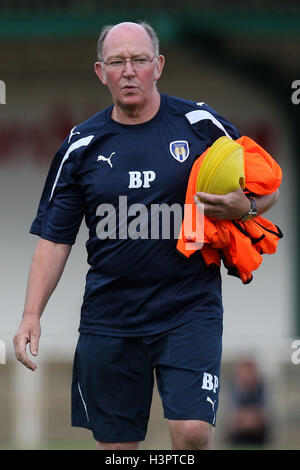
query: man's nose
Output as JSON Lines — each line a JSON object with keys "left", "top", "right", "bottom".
{"left": 123, "top": 60, "right": 135, "bottom": 77}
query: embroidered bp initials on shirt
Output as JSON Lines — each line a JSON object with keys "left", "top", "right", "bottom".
{"left": 128, "top": 170, "right": 156, "bottom": 188}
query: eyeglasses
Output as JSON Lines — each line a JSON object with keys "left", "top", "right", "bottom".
{"left": 102, "top": 56, "right": 156, "bottom": 71}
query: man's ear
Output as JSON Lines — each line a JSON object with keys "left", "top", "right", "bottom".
{"left": 94, "top": 62, "right": 107, "bottom": 85}
{"left": 154, "top": 55, "right": 165, "bottom": 81}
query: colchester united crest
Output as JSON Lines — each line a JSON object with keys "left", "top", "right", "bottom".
{"left": 169, "top": 141, "right": 190, "bottom": 162}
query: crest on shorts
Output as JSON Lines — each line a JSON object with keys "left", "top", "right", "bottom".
{"left": 169, "top": 141, "right": 190, "bottom": 162}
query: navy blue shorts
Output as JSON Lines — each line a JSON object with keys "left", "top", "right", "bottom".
{"left": 71, "top": 317, "right": 223, "bottom": 443}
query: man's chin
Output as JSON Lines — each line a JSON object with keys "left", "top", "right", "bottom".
{"left": 118, "top": 92, "right": 143, "bottom": 108}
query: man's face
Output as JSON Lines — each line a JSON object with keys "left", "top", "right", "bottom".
{"left": 95, "top": 24, "right": 165, "bottom": 110}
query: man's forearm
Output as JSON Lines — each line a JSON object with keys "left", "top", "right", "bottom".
{"left": 195, "top": 188, "right": 280, "bottom": 221}
{"left": 254, "top": 189, "right": 280, "bottom": 217}
{"left": 23, "top": 238, "right": 72, "bottom": 318}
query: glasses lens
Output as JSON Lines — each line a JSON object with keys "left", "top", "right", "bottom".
{"left": 108, "top": 60, "right": 124, "bottom": 69}
{"left": 132, "top": 58, "right": 150, "bottom": 68}
{"left": 105, "top": 57, "right": 153, "bottom": 70}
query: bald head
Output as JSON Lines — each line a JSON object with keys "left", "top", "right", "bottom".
{"left": 94, "top": 20, "right": 165, "bottom": 124}
{"left": 97, "top": 21, "right": 160, "bottom": 61}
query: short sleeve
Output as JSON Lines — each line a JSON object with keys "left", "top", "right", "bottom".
{"left": 185, "top": 104, "right": 241, "bottom": 143}
{"left": 208, "top": 107, "right": 241, "bottom": 141}
{"left": 30, "top": 139, "right": 85, "bottom": 245}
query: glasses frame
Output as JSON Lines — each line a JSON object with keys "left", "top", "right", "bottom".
{"left": 101, "top": 55, "right": 157, "bottom": 70}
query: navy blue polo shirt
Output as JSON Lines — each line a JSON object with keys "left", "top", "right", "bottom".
{"left": 30, "top": 93, "right": 240, "bottom": 336}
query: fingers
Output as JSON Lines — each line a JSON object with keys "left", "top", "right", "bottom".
{"left": 196, "top": 188, "right": 244, "bottom": 203}
{"left": 194, "top": 193, "right": 219, "bottom": 218}
{"left": 13, "top": 331, "right": 39, "bottom": 371}
{"left": 194, "top": 190, "right": 244, "bottom": 220}
{"left": 195, "top": 192, "right": 221, "bottom": 204}
{"left": 29, "top": 333, "right": 39, "bottom": 357}
{"left": 193, "top": 195, "right": 204, "bottom": 212}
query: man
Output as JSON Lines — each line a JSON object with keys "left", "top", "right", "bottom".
{"left": 13, "top": 21, "right": 279, "bottom": 450}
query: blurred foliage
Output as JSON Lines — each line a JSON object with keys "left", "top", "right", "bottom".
{"left": 1, "top": 0, "right": 300, "bottom": 14}
{"left": 0, "top": 0, "right": 300, "bottom": 40}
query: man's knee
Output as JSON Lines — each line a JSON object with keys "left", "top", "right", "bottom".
{"left": 181, "top": 422, "right": 212, "bottom": 449}
{"left": 169, "top": 420, "right": 214, "bottom": 450}
{"left": 96, "top": 440, "right": 140, "bottom": 450}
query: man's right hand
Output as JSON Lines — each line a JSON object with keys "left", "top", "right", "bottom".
{"left": 13, "top": 315, "right": 41, "bottom": 371}
{"left": 13, "top": 238, "right": 72, "bottom": 372}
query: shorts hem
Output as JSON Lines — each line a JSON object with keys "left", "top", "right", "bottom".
{"left": 92, "top": 434, "right": 146, "bottom": 444}
{"left": 71, "top": 421, "right": 92, "bottom": 432}
{"left": 72, "top": 422, "right": 146, "bottom": 443}
{"left": 164, "top": 414, "right": 216, "bottom": 427}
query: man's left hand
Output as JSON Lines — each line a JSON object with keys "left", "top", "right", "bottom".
{"left": 194, "top": 188, "right": 251, "bottom": 220}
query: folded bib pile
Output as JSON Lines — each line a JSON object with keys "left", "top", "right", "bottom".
{"left": 176, "top": 136, "right": 283, "bottom": 284}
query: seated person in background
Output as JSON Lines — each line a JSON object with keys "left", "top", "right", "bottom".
{"left": 228, "top": 359, "right": 269, "bottom": 446}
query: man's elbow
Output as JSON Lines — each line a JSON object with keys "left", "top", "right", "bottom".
{"left": 37, "top": 237, "right": 72, "bottom": 255}
{"left": 273, "top": 188, "right": 280, "bottom": 206}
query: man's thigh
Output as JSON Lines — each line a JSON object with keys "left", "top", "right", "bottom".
{"left": 71, "top": 333, "right": 154, "bottom": 443}
{"left": 154, "top": 317, "right": 223, "bottom": 426}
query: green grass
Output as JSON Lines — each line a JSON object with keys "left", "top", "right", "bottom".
{"left": 0, "top": 440, "right": 95, "bottom": 450}
{"left": 0, "top": 441, "right": 298, "bottom": 450}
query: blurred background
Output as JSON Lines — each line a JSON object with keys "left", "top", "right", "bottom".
{"left": 0, "top": 0, "right": 300, "bottom": 450}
